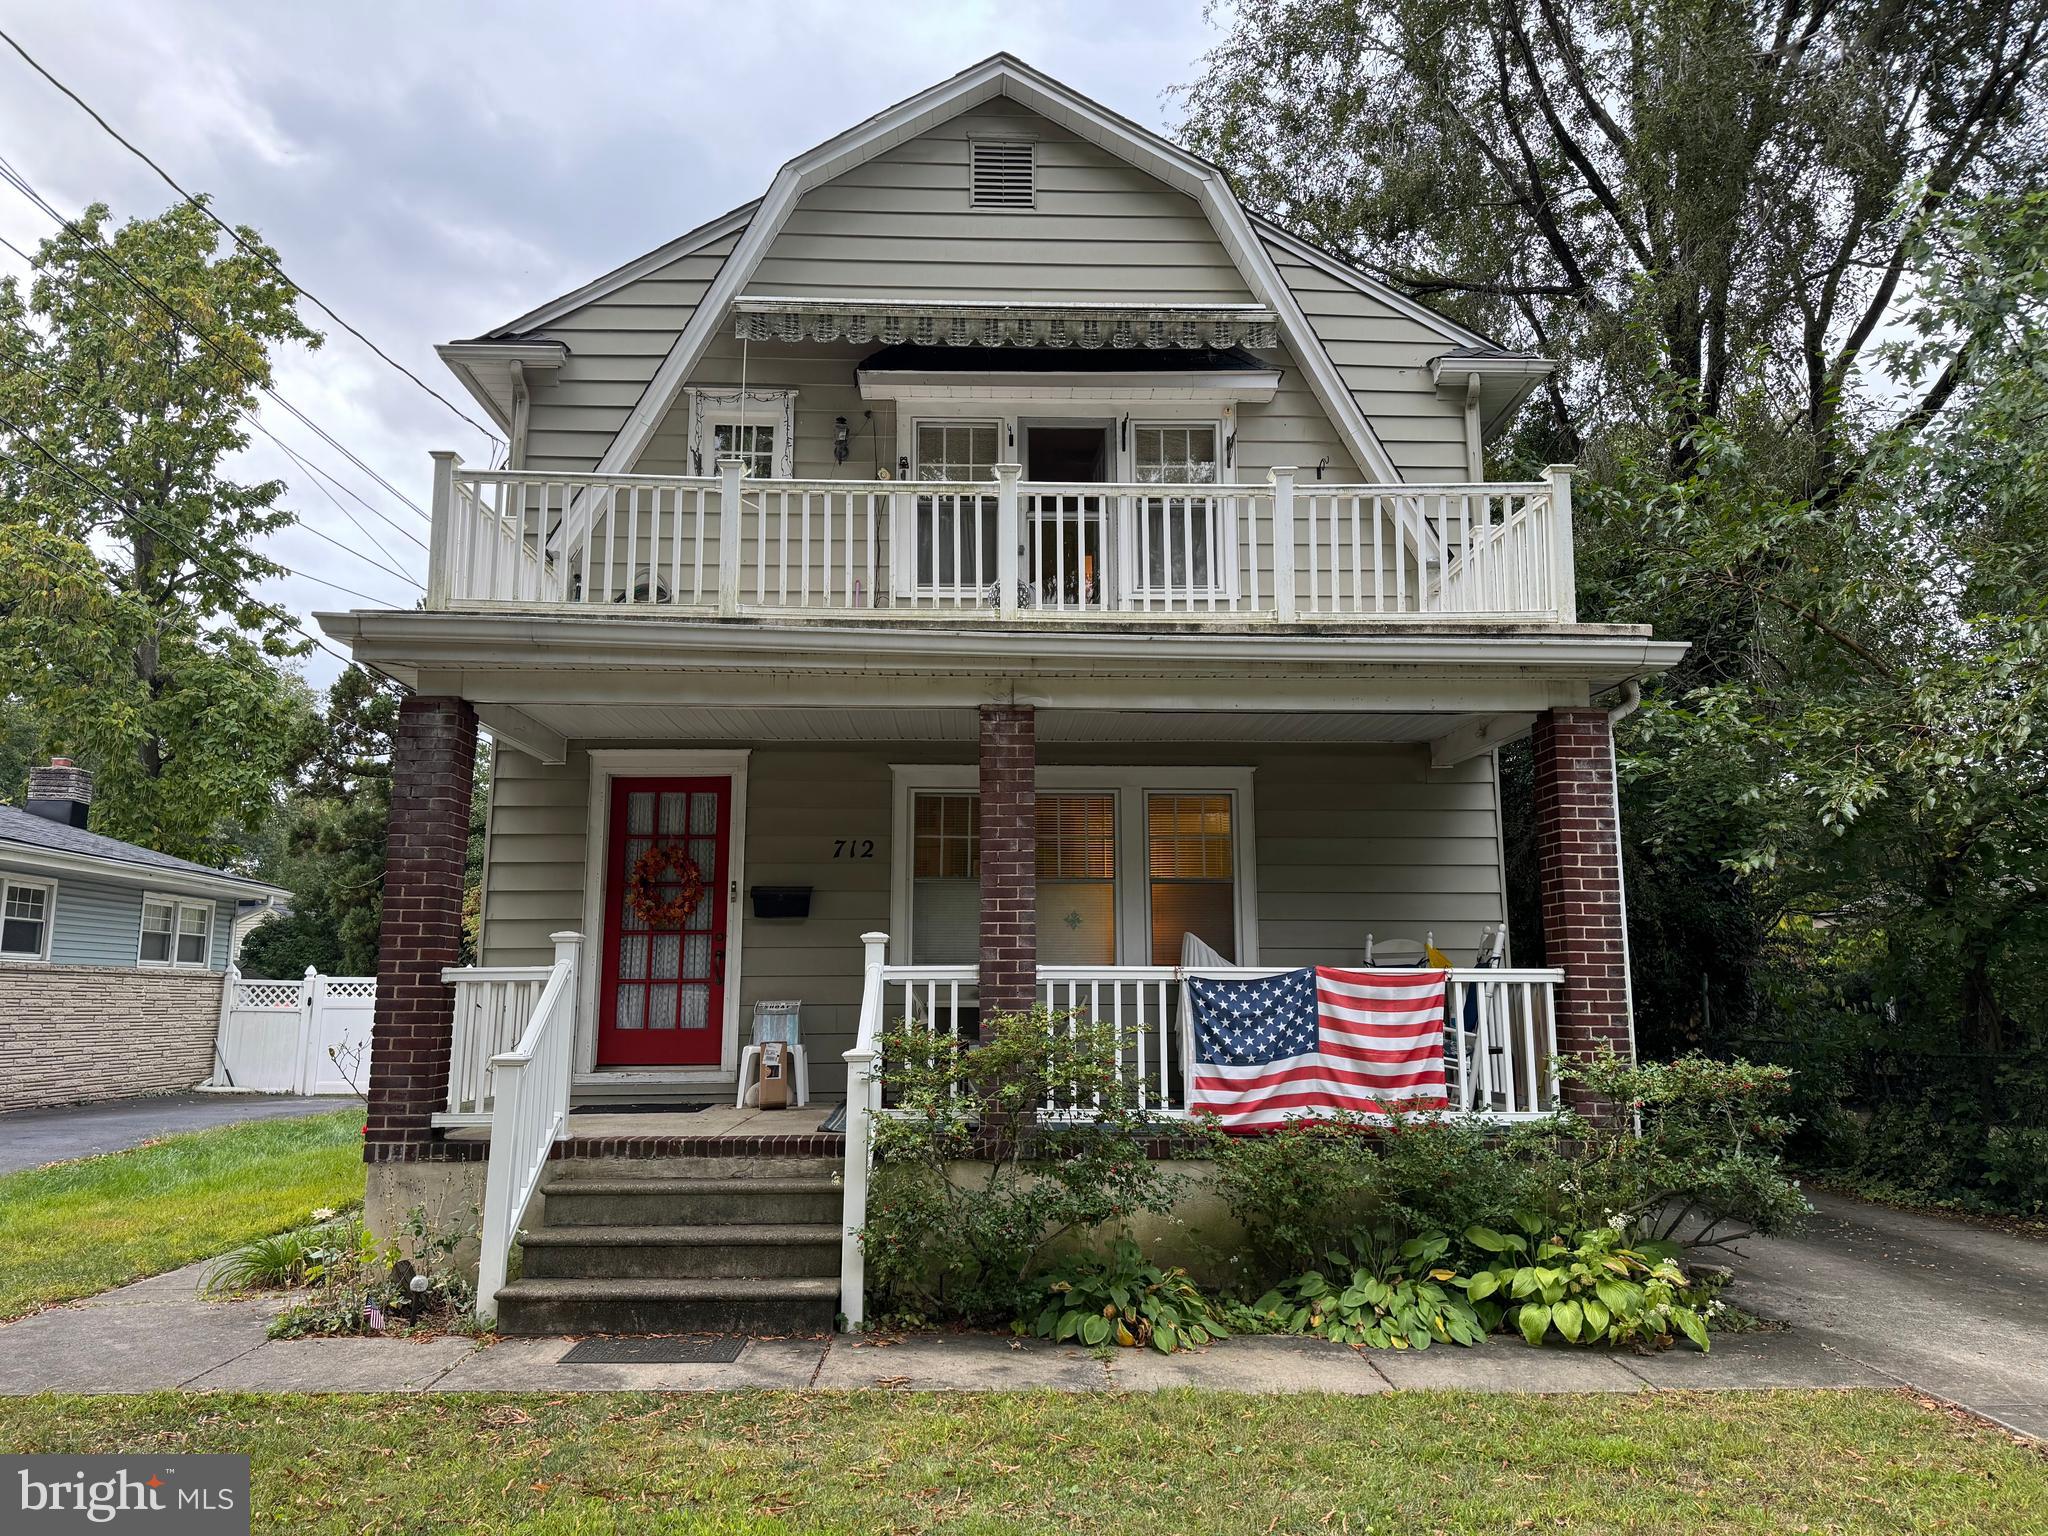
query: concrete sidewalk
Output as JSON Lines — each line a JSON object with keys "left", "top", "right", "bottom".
{"left": 0, "top": 1258, "right": 1894, "bottom": 1399}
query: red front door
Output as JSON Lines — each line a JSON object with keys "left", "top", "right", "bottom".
{"left": 598, "top": 776, "right": 731, "bottom": 1067}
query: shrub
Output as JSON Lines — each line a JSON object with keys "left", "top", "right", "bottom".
{"left": 267, "top": 1205, "right": 477, "bottom": 1338}
{"left": 860, "top": 1007, "right": 1181, "bottom": 1324}
{"left": 1981, "top": 1126, "right": 2048, "bottom": 1214}
{"left": 1461, "top": 1218, "right": 1721, "bottom": 1351}
{"left": 1235, "top": 1224, "right": 1486, "bottom": 1350}
{"left": 1023, "top": 1237, "right": 1225, "bottom": 1353}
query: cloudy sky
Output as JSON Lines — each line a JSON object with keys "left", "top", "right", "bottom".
{"left": 0, "top": 1, "right": 1225, "bottom": 687}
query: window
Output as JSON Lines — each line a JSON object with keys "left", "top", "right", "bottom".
{"left": 1133, "top": 424, "right": 1226, "bottom": 596}
{"left": 1148, "top": 793, "right": 1236, "bottom": 964}
{"left": 910, "top": 791, "right": 980, "bottom": 964}
{"left": 712, "top": 420, "right": 777, "bottom": 478}
{"left": 969, "top": 140, "right": 1034, "bottom": 208}
{"left": 1036, "top": 794, "right": 1116, "bottom": 965}
{"left": 141, "top": 894, "right": 212, "bottom": 968}
{"left": 913, "top": 421, "right": 1001, "bottom": 590}
{"left": 0, "top": 877, "right": 53, "bottom": 961}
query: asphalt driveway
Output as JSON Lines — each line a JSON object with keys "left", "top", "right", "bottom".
{"left": 0, "top": 1092, "right": 351, "bottom": 1175}
{"left": 1728, "top": 1188, "right": 2048, "bottom": 1438}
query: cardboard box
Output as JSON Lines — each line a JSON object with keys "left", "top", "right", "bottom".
{"left": 756, "top": 1039, "right": 790, "bottom": 1109}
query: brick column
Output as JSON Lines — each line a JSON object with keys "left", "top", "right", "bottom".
{"left": 1532, "top": 707, "right": 1632, "bottom": 1121}
{"left": 977, "top": 703, "right": 1037, "bottom": 1016}
{"left": 365, "top": 695, "right": 478, "bottom": 1161}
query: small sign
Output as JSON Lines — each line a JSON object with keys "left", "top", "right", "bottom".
{"left": 4, "top": 1455, "right": 250, "bottom": 1534}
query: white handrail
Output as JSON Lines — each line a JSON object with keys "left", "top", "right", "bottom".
{"left": 474, "top": 931, "right": 582, "bottom": 1325}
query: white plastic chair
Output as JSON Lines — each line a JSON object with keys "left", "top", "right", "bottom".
{"left": 736, "top": 999, "right": 810, "bottom": 1108}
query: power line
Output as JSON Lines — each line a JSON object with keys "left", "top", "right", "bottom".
{"left": 0, "top": 24, "right": 504, "bottom": 451}
{"left": 0, "top": 153, "right": 434, "bottom": 525}
{"left": 0, "top": 410, "right": 388, "bottom": 667}
{"left": 0, "top": 246, "right": 424, "bottom": 586}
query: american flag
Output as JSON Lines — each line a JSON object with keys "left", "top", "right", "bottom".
{"left": 1186, "top": 967, "right": 1449, "bottom": 1130}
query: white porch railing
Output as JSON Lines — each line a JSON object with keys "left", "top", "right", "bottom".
{"left": 472, "top": 931, "right": 582, "bottom": 1325}
{"left": 838, "top": 933, "right": 1564, "bottom": 1327}
{"left": 438, "top": 964, "right": 559, "bottom": 1124}
{"left": 428, "top": 455, "right": 1578, "bottom": 624}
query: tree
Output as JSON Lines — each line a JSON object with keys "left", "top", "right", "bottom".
{"left": 0, "top": 200, "right": 323, "bottom": 863}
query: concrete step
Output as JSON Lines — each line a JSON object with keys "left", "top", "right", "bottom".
{"left": 549, "top": 1156, "right": 843, "bottom": 1184}
{"left": 520, "top": 1223, "right": 840, "bottom": 1281}
{"left": 543, "top": 1176, "right": 842, "bottom": 1228}
{"left": 494, "top": 1276, "right": 839, "bottom": 1337}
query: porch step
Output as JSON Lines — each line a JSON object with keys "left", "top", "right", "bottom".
{"left": 543, "top": 1176, "right": 842, "bottom": 1228}
{"left": 494, "top": 1276, "right": 839, "bottom": 1337}
{"left": 520, "top": 1222, "right": 839, "bottom": 1281}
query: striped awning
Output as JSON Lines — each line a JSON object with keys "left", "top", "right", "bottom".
{"left": 732, "top": 296, "right": 1278, "bottom": 350}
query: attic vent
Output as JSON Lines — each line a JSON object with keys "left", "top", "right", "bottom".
{"left": 970, "top": 140, "right": 1035, "bottom": 209}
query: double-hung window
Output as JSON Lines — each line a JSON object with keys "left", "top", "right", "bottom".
{"left": 912, "top": 421, "right": 1001, "bottom": 592}
{"left": 141, "top": 894, "right": 212, "bottom": 968}
{"left": 0, "top": 876, "right": 53, "bottom": 961}
{"left": 711, "top": 420, "right": 778, "bottom": 478}
{"left": 1131, "top": 423, "right": 1228, "bottom": 599}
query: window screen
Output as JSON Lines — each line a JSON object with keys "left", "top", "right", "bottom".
{"left": 1148, "top": 792, "right": 1236, "bottom": 964}
{"left": 914, "top": 423, "right": 1001, "bottom": 589}
{"left": 140, "top": 898, "right": 176, "bottom": 964}
{"left": 1133, "top": 425, "right": 1224, "bottom": 594}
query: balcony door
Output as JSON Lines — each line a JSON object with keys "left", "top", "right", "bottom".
{"left": 1021, "top": 421, "right": 1114, "bottom": 609}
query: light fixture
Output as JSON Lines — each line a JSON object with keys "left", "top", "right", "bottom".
{"left": 833, "top": 417, "right": 851, "bottom": 463}
{"left": 1315, "top": 456, "right": 1330, "bottom": 481}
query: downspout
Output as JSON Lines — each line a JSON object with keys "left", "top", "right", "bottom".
{"left": 1605, "top": 680, "right": 1642, "bottom": 1059}
{"left": 508, "top": 360, "right": 530, "bottom": 471}
{"left": 1462, "top": 374, "right": 1483, "bottom": 481}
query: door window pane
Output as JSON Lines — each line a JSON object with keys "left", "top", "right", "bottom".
{"left": 1148, "top": 793, "right": 1236, "bottom": 963}
{"left": 1037, "top": 793, "right": 1116, "bottom": 965}
{"left": 914, "top": 422, "right": 1000, "bottom": 590}
{"left": 140, "top": 898, "right": 176, "bottom": 964}
{"left": 1134, "top": 425, "right": 1218, "bottom": 485}
{"left": 1134, "top": 425, "right": 1222, "bottom": 594}
{"left": 911, "top": 791, "right": 979, "bottom": 963}
{"left": 1, "top": 882, "right": 49, "bottom": 958}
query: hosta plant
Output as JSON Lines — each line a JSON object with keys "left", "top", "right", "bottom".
{"left": 1461, "top": 1215, "right": 1719, "bottom": 1352}
{"left": 1025, "top": 1238, "right": 1225, "bottom": 1353}
{"left": 1240, "top": 1226, "right": 1487, "bottom": 1350}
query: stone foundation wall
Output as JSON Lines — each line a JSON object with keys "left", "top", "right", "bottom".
{"left": 0, "top": 965, "right": 227, "bottom": 1112}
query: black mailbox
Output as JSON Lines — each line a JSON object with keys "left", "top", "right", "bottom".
{"left": 750, "top": 885, "right": 813, "bottom": 920}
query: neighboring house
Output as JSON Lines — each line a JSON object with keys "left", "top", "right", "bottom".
{"left": 0, "top": 759, "right": 286, "bottom": 1111}
{"left": 319, "top": 55, "right": 1687, "bottom": 1333}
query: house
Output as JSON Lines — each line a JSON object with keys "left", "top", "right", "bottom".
{"left": 318, "top": 55, "right": 1686, "bottom": 1333}
{"left": 0, "top": 759, "right": 287, "bottom": 1111}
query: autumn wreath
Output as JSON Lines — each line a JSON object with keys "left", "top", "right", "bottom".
{"left": 624, "top": 842, "right": 706, "bottom": 930}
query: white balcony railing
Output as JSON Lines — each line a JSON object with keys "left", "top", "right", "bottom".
{"left": 426, "top": 455, "right": 1578, "bottom": 624}
{"left": 838, "top": 933, "right": 1564, "bottom": 1327}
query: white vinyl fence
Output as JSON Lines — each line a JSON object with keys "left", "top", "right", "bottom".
{"left": 211, "top": 967, "right": 375, "bottom": 1096}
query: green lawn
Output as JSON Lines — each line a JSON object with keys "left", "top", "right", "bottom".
{"left": 0, "top": 1108, "right": 365, "bottom": 1319}
{"left": 0, "top": 1388, "right": 2038, "bottom": 1533}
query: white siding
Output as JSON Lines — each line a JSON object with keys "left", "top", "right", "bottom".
{"left": 478, "top": 740, "right": 1507, "bottom": 1098}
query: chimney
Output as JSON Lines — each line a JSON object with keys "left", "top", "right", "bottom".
{"left": 26, "top": 758, "right": 93, "bottom": 829}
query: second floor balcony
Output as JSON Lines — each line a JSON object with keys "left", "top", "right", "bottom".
{"left": 425, "top": 455, "right": 1580, "bottom": 627}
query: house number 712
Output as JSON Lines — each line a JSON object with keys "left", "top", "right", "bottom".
{"left": 833, "top": 839, "right": 876, "bottom": 860}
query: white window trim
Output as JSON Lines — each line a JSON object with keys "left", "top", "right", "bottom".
{"left": 888, "top": 764, "right": 1259, "bottom": 969}
{"left": 578, "top": 748, "right": 751, "bottom": 1086}
{"left": 683, "top": 387, "right": 796, "bottom": 478}
{"left": 0, "top": 874, "right": 56, "bottom": 964}
{"left": 139, "top": 891, "right": 214, "bottom": 969}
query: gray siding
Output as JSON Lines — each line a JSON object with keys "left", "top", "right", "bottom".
{"left": 478, "top": 741, "right": 1507, "bottom": 1098}
{"left": 1262, "top": 240, "right": 1471, "bottom": 481}
{"left": 748, "top": 99, "right": 1254, "bottom": 303}
{"left": 0, "top": 860, "right": 235, "bottom": 971}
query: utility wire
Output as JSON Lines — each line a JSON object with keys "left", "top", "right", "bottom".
{"left": 0, "top": 235, "right": 424, "bottom": 584}
{"left": 0, "top": 152, "right": 433, "bottom": 524}
{"left": 0, "top": 24, "right": 505, "bottom": 451}
{"left": 0, "top": 409, "right": 390, "bottom": 665}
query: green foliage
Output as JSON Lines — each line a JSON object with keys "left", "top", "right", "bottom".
{"left": 860, "top": 1007, "right": 1181, "bottom": 1324}
{"left": 236, "top": 909, "right": 343, "bottom": 980}
{"left": 1238, "top": 1224, "right": 1487, "bottom": 1350}
{"left": 0, "top": 199, "right": 325, "bottom": 865}
{"left": 268, "top": 1205, "right": 478, "bottom": 1339}
{"left": 204, "top": 1212, "right": 371, "bottom": 1294}
{"left": 1461, "top": 1220, "right": 1720, "bottom": 1353}
{"left": 1024, "top": 1237, "right": 1225, "bottom": 1353}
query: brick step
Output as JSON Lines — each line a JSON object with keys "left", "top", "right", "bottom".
{"left": 542, "top": 1176, "right": 843, "bottom": 1227}
{"left": 493, "top": 1276, "right": 838, "bottom": 1337}
{"left": 520, "top": 1223, "right": 840, "bottom": 1281}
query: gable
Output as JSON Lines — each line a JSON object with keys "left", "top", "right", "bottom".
{"left": 747, "top": 100, "right": 1255, "bottom": 304}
